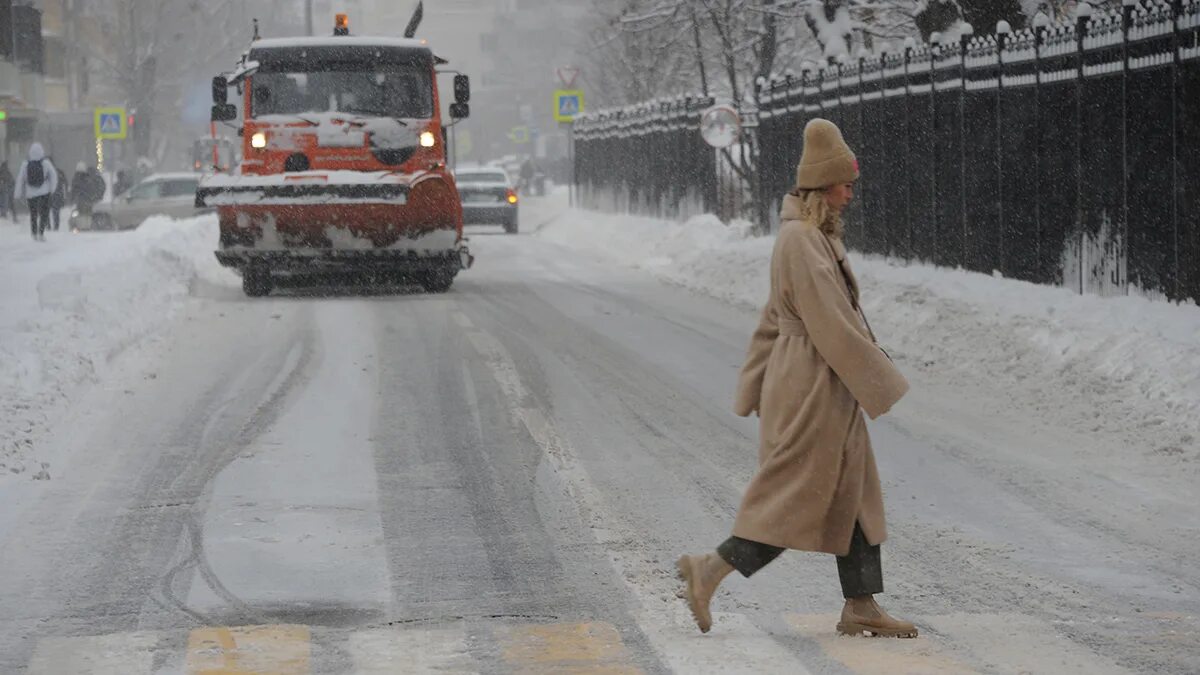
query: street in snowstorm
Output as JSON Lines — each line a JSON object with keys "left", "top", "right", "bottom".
{"left": 1, "top": 1, "right": 1199, "bottom": 674}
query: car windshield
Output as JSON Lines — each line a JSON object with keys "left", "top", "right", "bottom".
{"left": 251, "top": 65, "right": 433, "bottom": 119}
{"left": 161, "top": 179, "right": 200, "bottom": 198}
{"left": 126, "top": 181, "right": 161, "bottom": 200}
{"left": 457, "top": 171, "right": 508, "bottom": 184}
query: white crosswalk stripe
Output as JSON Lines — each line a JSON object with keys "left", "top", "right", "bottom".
{"left": 26, "top": 632, "right": 156, "bottom": 675}
{"left": 350, "top": 624, "right": 478, "bottom": 674}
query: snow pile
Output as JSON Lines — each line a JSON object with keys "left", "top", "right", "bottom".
{"left": 538, "top": 209, "right": 773, "bottom": 306}
{"left": 537, "top": 209, "right": 1200, "bottom": 464}
{"left": 0, "top": 216, "right": 233, "bottom": 479}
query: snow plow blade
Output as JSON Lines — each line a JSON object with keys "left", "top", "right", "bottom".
{"left": 196, "top": 182, "right": 409, "bottom": 207}
{"left": 214, "top": 247, "right": 472, "bottom": 272}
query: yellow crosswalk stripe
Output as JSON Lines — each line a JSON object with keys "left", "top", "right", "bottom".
{"left": 186, "top": 625, "right": 310, "bottom": 675}
{"left": 497, "top": 621, "right": 643, "bottom": 674}
{"left": 785, "top": 613, "right": 979, "bottom": 675}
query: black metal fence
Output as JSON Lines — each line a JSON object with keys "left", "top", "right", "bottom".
{"left": 574, "top": 96, "right": 720, "bottom": 220}
{"left": 573, "top": 0, "right": 1200, "bottom": 304}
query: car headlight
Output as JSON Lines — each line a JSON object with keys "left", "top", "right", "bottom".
{"left": 251, "top": 132, "right": 267, "bottom": 149}
{"left": 419, "top": 131, "right": 436, "bottom": 148}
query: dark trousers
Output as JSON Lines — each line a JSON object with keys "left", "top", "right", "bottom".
{"left": 28, "top": 195, "right": 50, "bottom": 237}
{"left": 51, "top": 206, "right": 60, "bottom": 230}
{"left": 717, "top": 522, "right": 884, "bottom": 598}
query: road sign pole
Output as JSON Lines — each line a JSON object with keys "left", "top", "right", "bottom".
{"left": 567, "top": 122, "right": 575, "bottom": 209}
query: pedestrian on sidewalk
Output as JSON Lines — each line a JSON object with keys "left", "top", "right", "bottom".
{"left": 676, "top": 119, "right": 916, "bottom": 638}
{"left": 0, "top": 161, "right": 14, "bottom": 220}
{"left": 50, "top": 161, "right": 67, "bottom": 231}
{"left": 14, "top": 143, "right": 59, "bottom": 241}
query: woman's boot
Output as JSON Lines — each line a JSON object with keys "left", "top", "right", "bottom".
{"left": 676, "top": 553, "right": 734, "bottom": 633}
{"left": 837, "top": 595, "right": 918, "bottom": 638}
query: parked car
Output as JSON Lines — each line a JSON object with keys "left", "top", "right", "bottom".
{"left": 76, "top": 173, "right": 207, "bottom": 231}
{"left": 455, "top": 167, "right": 519, "bottom": 234}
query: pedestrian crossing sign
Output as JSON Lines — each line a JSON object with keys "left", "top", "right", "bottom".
{"left": 553, "top": 90, "right": 584, "bottom": 123}
{"left": 507, "top": 126, "right": 531, "bottom": 144}
{"left": 94, "top": 107, "right": 127, "bottom": 140}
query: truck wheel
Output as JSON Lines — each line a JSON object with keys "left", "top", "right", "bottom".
{"left": 422, "top": 272, "right": 454, "bottom": 293}
{"left": 243, "top": 266, "right": 273, "bottom": 297}
{"left": 504, "top": 219, "right": 519, "bottom": 235}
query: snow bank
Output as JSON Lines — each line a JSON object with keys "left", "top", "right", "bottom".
{"left": 0, "top": 216, "right": 233, "bottom": 479}
{"left": 537, "top": 209, "right": 1200, "bottom": 462}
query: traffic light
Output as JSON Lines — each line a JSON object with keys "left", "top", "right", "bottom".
{"left": 0, "top": 111, "right": 8, "bottom": 121}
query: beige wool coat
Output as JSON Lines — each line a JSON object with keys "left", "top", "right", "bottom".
{"left": 732, "top": 194, "right": 909, "bottom": 556}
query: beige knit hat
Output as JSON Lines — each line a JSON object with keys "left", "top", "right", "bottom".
{"left": 795, "top": 118, "right": 859, "bottom": 190}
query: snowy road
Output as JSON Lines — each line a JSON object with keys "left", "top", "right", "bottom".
{"left": 0, "top": 201, "right": 1197, "bottom": 674}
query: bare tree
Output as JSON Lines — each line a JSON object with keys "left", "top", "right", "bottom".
{"left": 584, "top": 0, "right": 703, "bottom": 105}
{"left": 77, "top": 1, "right": 253, "bottom": 161}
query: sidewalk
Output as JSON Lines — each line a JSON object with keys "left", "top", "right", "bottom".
{"left": 0, "top": 216, "right": 231, "bottom": 480}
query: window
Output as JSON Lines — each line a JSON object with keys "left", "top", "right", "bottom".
{"left": 456, "top": 171, "right": 509, "bottom": 184}
{"left": 44, "top": 37, "right": 65, "bottom": 80}
{"left": 127, "top": 181, "right": 163, "bottom": 201}
{"left": 252, "top": 65, "right": 434, "bottom": 119}
{"left": 161, "top": 179, "right": 200, "bottom": 198}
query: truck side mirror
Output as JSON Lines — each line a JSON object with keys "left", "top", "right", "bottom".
{"left": 212, "top": 76, "right": 228, "bottom": 105}
{"left": 454, "top": 74, "right": 470, "bottom": 104}
{"left": 450, "top": 103, "right": 469, "bottom": 120}
{"left": 211, "top": 104, "right": 238, "bottom": 122}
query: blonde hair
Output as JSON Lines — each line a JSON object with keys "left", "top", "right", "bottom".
{"left": 789, "top": 188, "right": 844, "bottom": 239}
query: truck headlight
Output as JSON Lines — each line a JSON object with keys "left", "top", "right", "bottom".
{"left": 419, "top": 131, "right": 436, "bottom": 148}
{"left": 251, "top": 132, "right": 267, "bottom": 149}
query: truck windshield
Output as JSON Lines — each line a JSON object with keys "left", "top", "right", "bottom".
{"left": 251, "top": 64, "right": 433, "bottom": 119}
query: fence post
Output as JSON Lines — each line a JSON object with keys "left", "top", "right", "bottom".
{"left": 858, "top": 52, "right": 868, "bottom": 247}
{"left": 997, "top": 21, "right": 1011, "bottom": 271}
{"left": 1035, "top": 11, "right": 1050, "bottom": 274}
{"left": 802, "top": 63, "right": 814, "bottom": 122}
{"left": 1122, "top": 0, "right": 1135, "bottom": 295}
{"left": 904, "top": 36, "right": 915, "bottom": 258}
{"left": 961, "top": 26, "right": 974, "bottom": 269}
{"left": 1172, "top": 0, "right": 1183, "bottom": 298}
{"left": 1076, "top": 4, "right": 1092, "bottom": 294}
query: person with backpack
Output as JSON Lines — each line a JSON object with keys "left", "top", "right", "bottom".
{"left": 14, "top": 143, "right": 59, "bottom": 240}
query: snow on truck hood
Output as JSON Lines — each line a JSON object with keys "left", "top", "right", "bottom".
{"left": 200, "top": 170, "right": 420, "bottom": 187}
{"left": 253, "top": 114, "right": 421, "bottom": 151}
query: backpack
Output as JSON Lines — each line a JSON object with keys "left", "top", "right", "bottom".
{"left": 26, "top": 160, "right": 44, "bottom": 189}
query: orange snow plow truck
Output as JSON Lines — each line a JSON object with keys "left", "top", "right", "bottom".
{"left": 198, "top": 12, "right": 473, "bottom": 296}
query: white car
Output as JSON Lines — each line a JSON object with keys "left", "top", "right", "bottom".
{"left": 77, "top": 173, "right": 207, "bottom": 231}
{"left": 455, "top": 167, "right": 519, "bottom": 234}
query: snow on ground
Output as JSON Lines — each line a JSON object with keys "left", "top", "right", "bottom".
{"left": 536, "top": 208, "right": 1200, "bottom": 481}
{"left": 0, "top": 216, "right": 233, "bottom": 479}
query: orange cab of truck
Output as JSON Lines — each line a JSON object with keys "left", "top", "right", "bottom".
{"left": 197, "top": 10, "right": 473, "bottom": 297}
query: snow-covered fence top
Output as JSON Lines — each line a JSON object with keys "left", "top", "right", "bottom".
{"left": 573, "top": 0, "right": 1200, "bottom": 305}
{"left": 578, "top": 0, "right": 1198, "bottom": 135}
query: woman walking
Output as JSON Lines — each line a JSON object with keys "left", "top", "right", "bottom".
{"left": 677, "top": 119, "right": 916, "bottom": 638}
